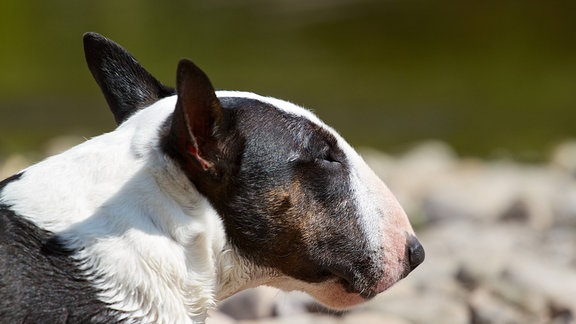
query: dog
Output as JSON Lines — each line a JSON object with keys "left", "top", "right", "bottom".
{"left": 0, "top": 32, "right": 424, "bottom": 323}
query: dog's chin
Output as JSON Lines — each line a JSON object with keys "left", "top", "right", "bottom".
{"left": 307, "top": 276, "right": 405, "bottom": 309}
{"left": 305, "top": 281, "right": 368, "bottom": 309}
{"left": 268, "top": 268, "right": 410, "bottom": 310}
{"left": 269, "top": 277, "right": 369, "bottom": 310}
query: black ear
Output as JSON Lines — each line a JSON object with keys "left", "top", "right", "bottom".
{"left": 168, "top": 59, "right": 223, "bottom": 173}
{"left": 83, "top": 32, "right": 175, "bottom": 125}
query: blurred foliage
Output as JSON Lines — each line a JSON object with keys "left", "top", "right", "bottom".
{"left": 1, "top": 0, "right": 576, "bottom": 161}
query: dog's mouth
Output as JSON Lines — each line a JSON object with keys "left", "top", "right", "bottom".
{"left": 305, "top": 278, "right": 372, "bottom": 309}
{"left": 315, "top": 271, "right": 407, "bottom": 308}
{"left": 318, "top": 256, "right": 417, "bottom": 302}
{"left": 321, "top": 234, "right": 425, "bottom": 301}
{"left": 316, "top": 264, "right": 387, "bottom": 300}
{"left": 269, "top": 266, "right": 408, "bottom": 310}
{"left": 317, "top": 271, "right": 375, "bottom": 300}
{"left": 335, "top": 277, "right": 377, "bottom": 299}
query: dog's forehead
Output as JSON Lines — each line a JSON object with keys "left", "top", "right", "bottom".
{"left": 216, "top": 90, "right": 345, "bottom": 146}
{"left": 217, "top": 91, "right": 326, "bottom": 127}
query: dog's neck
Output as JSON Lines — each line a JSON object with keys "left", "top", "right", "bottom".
{"left": 152, "top": 148, "right": 280, "bottom": 298}
{"left": 1, "top": 98, "right": 269, "bottom": 323}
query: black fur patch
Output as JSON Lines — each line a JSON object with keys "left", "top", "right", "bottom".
{"left": 0, "top": 174, "right": 124, "bottom": 323}
{"left": 163, "top": 97, "right": 382, "bottom": 296}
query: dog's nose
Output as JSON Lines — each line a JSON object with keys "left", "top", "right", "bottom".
{"left": 407, "top": 235, "right": 425, "bottom": 271}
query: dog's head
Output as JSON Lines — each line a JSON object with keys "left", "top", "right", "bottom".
{"left": 84, "top": 32, "right": 424, "bottom": 309}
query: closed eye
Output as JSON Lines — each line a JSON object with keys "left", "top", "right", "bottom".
{"left": 315, "top": 149, "right": 341, "bottom": 165}
{"left": 319, "top": 155, "right": 339, "bottom": 164}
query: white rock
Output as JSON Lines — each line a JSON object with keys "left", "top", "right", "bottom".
{"left": 341, "top": 311, "right": 410, "bottom": 324}
{"left": 468, "top": 288, "right": 534, "bottom": 323}
{"left": 207, "top": 311, "right": 237, "bottom": 324}
{"left": 550, "top": 140, "right": 576, "bottom": 172}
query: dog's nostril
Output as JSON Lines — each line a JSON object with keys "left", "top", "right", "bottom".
{"left": 407, "top": 235, "right": 425, "bottom": 271}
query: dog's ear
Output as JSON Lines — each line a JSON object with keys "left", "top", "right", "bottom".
{"left": 168, "top": 59, "right": 223, "bottom": 174}
{"left": 83, "top": 32, "right": 175, "bottom": 125}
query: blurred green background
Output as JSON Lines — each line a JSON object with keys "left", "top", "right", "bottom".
{"left": 1, "top": 0, "right": 575, "bottom": 161}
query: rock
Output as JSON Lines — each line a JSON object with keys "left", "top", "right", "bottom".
{"left": 218, "top": 287, "right": 280, "bottom": 320}
{"left": 550, "top": 140, "right": 576, "bottom": 174}
{"left": 207, "top": 310, "right": 237, "bottom": 324}
{"left": 499, "top": 199, "right": 530, "bottom": 223}
{"left": 468, "top": 287, "right": 534, "bottom": 324}
{"left": 548, "top": 303, "right": 575, "bottom": 324}
{"left": 539, "top": 227, "right": 576, "bottom": 267}
{"left": 503, "top": 256, "right": 576, "bottom": 317}
{"left": 366, "top": 288, "right": 469, "bottom": 324}
{"left": 238, "top": 314, "right": 339, "bottom": 324}
{"left": 341, "top": 311, "right": 410, "bottom": 324}
{"left": 551, "top": 182, "right": 576, "bottom": 227}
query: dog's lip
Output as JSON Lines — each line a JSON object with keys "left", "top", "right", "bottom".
{"left": 338, "top": 269, "right": 410, "bottom": 299}
{"left": 319, "top": 266, "right": 374, "bottom": 298}
{"left": 309, "top": 280, "right": 369, "bottom": 309}
{"left": 268, "top": 275, "right": 369, "bottom": 309}
{"left": 371, "top": 269, "right": 409, "bottom": 296}
{"left": 329, "top": 276, "right": 377, "bottom": 300}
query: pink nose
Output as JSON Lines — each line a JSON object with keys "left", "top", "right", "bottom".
{"left": 373, "top": 235, "right": 424, "bottom": 295}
